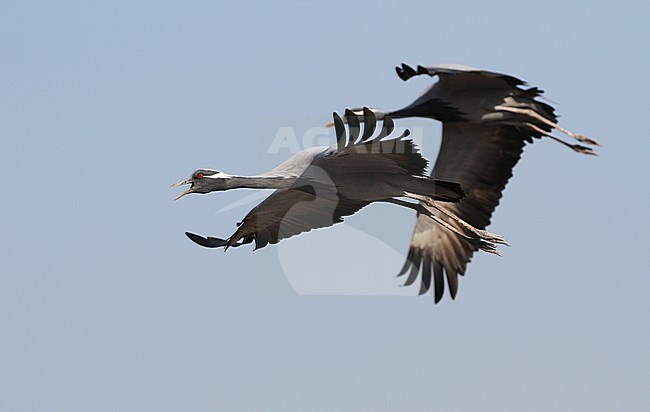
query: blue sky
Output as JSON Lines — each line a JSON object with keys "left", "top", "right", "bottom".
{"left": 1, "top": 1, "right": 649, "bottom": 410}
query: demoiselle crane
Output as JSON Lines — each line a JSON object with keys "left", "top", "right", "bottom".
{"left": 335, "top": 63, "right": 599, "bottom": 302}
{"left": 172, "top": 109, "right": 508, "bottom": 262}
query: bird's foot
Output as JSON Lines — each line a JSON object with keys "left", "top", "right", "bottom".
{"left": 469, "top": 238, "right": 501, "bottom": 256}
{"left": 571, "top": 143, "right": 599, "bottom": 156}
{"left": 575, "top": 134, "right": 602, "bottom": 147}
{"left": 471, "top": 228, "right": 510, "bottom": 247}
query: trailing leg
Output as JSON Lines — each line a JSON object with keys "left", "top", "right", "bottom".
{"left": 495, "top": 105, "right": 602, "bottom": 146}
{"left": 403, "top": 192, "right": 509, "bottom": 246}
{"left": 381, "top": 198, "right": 501, "bottom": 255}
{"left": 524, "top": 122, "right": 598, "bottom": 156}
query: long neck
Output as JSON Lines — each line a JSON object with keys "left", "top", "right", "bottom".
{"left": 222, "top": 174, "right": 297, "bottom": 190}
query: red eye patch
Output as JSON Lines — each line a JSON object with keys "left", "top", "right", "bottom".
{"left": 196, "top": 173, "right": 204, "bottom": 179}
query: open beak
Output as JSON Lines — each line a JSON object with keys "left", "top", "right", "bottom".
{"left": 170, "top": 179, "right": 192, "bottom": 200}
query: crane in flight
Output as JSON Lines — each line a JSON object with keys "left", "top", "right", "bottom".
{"left": 336, "top": 63, "right": 600, "bottom": 302}
{"left": 172, "top": 109, "right": 508, "bottom": 265}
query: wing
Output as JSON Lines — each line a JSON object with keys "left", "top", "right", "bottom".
{"left": 187, "top": 187, "right": 370, "bottom": 250}
{"left": 390, "top": 63, "right": 580, "bottom": 302}
{"left": 327, "top": 108, "right": 429, "bottom": 176}
{"left": 395, "top": 63, "right": 526, "bottom": 89}
{"left": 399, "top": 123, "right": 527, "bottom": 302}
{"left": 317, "top": 108, "right": 465, "bottom": 203}
{"left": 390, "top": 63, "right": 556, "bottom": 126}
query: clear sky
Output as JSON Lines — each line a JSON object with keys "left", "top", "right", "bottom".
{"left": 1, "top": 1, "right": 649, "bottom": 411}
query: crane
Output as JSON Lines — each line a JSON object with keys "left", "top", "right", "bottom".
{"left": 172, "top": 109, "right": 508, "bottom": 264}
{"left": 335, "top": 63, "right": 600, "bottom": 302}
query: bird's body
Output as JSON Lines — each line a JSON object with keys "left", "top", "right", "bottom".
{"left": 346, "top": 63, "right": 599, "bottom": 302}
{"left": 258, "top": 145, "right": 450, "bottom": 203}
{"left": 173, "top": 109, "right": 506, "bottom": 253}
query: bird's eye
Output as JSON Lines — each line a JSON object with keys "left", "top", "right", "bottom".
{"left": 196, "top": 173, "right": 204, "bottom": 179}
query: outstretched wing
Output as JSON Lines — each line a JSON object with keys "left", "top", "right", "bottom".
{"left": 390, "top": 63, "right": 556, "bottom": 126}
{"left": 327, "top": 109, "right": 428, "bottom": 175}
{"left": 389, "top": 63, "right": 572, "bottom": 302}
{"left": 395, "top": 63, "right": 525, "bottom": 88}
{"left": 399, "top": 123, "right": 527, "bottom": 302}
{"left": 187, "top": 187, "right": 370, "bottom": 250}
{"left": 319, "top": 108, "right": 465, "bottom": 203}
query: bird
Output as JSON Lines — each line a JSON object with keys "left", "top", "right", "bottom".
{"left": 336, "top": 63, "right": 600, "bottom": 303}
{"left": 171, "top": 108, "right": 508, "bottom": 262}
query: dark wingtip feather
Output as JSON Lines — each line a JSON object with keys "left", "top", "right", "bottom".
{"left": 398, "top": 248, "right": 416, "bottom": 277}
{"left": 446, "top": 268, "right": 459, "bottom": 299}
{"left": 185, "top": 232, "right": 228, "bottom": 248}
{"left": 344, "top": 109, "right": 360, "bottom": 143}
{"left": 332, "top": 112, "right": 346, "bottom": 152}
{"left": 360, "top": 107, "right": 377, "bottom": 141}
{"left": 402, "top": 249, "right": 422, "bottom": 287}
{"left": 396, "top": 63, "right": 416, "bottom": 81}
{"left": 420, "top": 258, "right": 432, "bottom": 295}
{"left": 397, "top": 254, "right": 413, "bottom": 277}
{"left": 433, "top": 262, "right": 445, "bottom": 303}
{"left": 376, "top": 114, "right": 395, "bottom": 139}
{"left": 416, "top": 65, "right": 431, "bottom": 76}
{"left": 395, "top": 65, "right": 407, "bottom": 81}
{"left": 402, "top": 64, "right": 416, "bottom": 77}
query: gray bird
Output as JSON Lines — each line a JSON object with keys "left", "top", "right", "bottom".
{"left": 338, "top": 63, "right": 600, "bottom": 303}
{"left": 172, "top": 109, "right": 508, "bottom": 260}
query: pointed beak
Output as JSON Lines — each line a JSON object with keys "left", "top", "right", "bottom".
{"left": 170, "top": 179, "right": 192, "bottom": 200}
{"left": 170, "top": 179, "right": 189, "bottom": 188}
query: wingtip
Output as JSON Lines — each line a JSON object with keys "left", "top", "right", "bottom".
{"left": 395, "top": 64, "right": 407, "bottom": 81}
{"left": 185, "top": 232, "right": 228, "bottom": 248}
{"left": 416, "top": 65, "right": 430, "bottom": 76}
{"left": 574, "top": 133, "right": 602, "bottom": 147}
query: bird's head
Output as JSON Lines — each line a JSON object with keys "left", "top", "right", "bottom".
{"left": 170, "top": 169, "right": 225, "bottom": 200}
